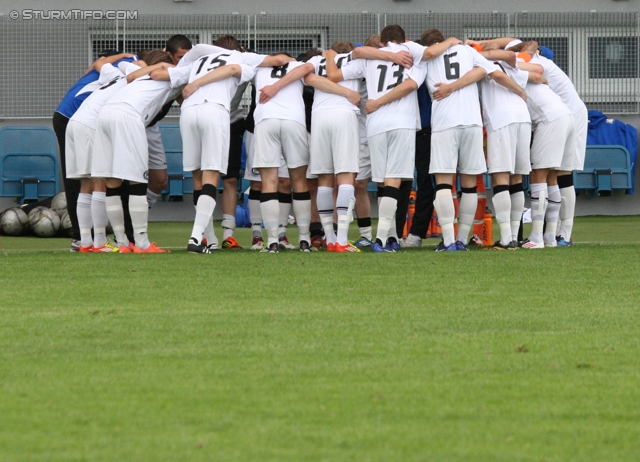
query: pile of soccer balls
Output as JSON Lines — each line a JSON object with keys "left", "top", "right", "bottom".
{"left": 0, "top": 192, "right": 73, "bottom": 237}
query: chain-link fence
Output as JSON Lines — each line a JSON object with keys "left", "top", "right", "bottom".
{"left": 1, "top": 12, "right": 638, "bottom": 118}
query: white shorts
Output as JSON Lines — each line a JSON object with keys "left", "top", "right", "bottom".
{"left": 367, "top": 128, "right": 415, "bottom": 183}
{"left": 243, "top": 131, "right": 289, "bottom": 182}
{"left": 356, "top": 143, "right": 372, "bottom": 181}
{"left": 180, "top": 103, "right": 230, "bottom": 174}
{"left": 309, "top": 108, "right": 359, "bottom": 175}
{"left": 65, "top": 120, "right": 95, "bottom": 179}
{"left": 486, "top": 122, "right": 531, "bottom": 175}
{"left": 430, "top": 126, "right": 486, "bottom": 175}
{"left": 253, "top": 119, "right": 309, "bottom": 169}
{"left": 146, "top": 125, "right": 167, "bottom": 170}
{"left": 568, "top": 107, "right": 588, "bottom": 171}
{"left": 530, "top": 115, "right": 572, "bottom": 170}
{"left": 92, "top": 104, "right": 149, "bottom": 183}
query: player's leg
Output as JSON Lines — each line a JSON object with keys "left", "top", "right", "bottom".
{"left": 91, "top": 178, "right": 109, "bottom": 250}
{"left": 335, "top": 173, "right": 357, "bottom": 249}
{"left": 353, "top": 142, "right": 373, "bottom": 247}
{"left": 405, "top": 128, "right": 434, "bottom": 248}
{"left": 316, "top": 174, "right": 336, "bottom": 248}
{"left": 509, "top": 122, "right": 532, "bottom": 245}
{"left": 429, "top": 129, "right": 459, "bottom": 251}
{"left": 243, "top": 131, "right": 264, "bottom": 249}
{"left": 456, "top": 126, "right": 486, "bottom": 249}
{"left": 277, "top": 177, "right": 293, "bottom": 248}
{"left": 487, "top": 125, "right": 517, "bottom": 249}
{"left": 220, "top": 118, "right": 245, "bottom": 249}
{"left": 145, "top": 125, "right": 168, "bottom": 209}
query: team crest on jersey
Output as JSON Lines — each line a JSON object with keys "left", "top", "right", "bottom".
{"left": 252, "top": 168, "right": 260, "bottom": 176}
{"left": 144, "top": 170, "right": 149, "bottom": 180}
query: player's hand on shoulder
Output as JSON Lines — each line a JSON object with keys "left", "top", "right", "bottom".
{"left": 393, "top": 50, "right": 413, "bottom": 69}
{"left": 445, "top": 37, "right": 463, "bottom": 47}
{"left": 323, "top": 49, "right": 337, "bottom": 60}
{"left": 182, "top": 82, "right": 199, "bottom": 99}
{"left": 259, "top": 84, "right": 279, "bottom": 104}
{"left": 432, "top": 82, "right": 454, "bottom": 101}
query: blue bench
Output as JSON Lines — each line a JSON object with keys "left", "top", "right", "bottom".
{"left": 158, "top": 124, "right": 193, "bottom": 201}
{"left": 0, "top": 126, "right": 59, "bottom": 203}
{"left": 574, "top": 145, "right": 632, "bottom": 196}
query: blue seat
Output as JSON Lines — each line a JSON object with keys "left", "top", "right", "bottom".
{"left": 0, "top": 126, "right": 59, "bottom": 203}
{"left": 158, "top": 124, "right": 193, "bottom": 201}
{"left": 573, "top": 145, "right": 632, "bottom": 196}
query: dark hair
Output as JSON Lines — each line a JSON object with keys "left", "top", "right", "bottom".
{"left": 364, "top": 35, "right": 381, "bottom": 48}
{"left": 271, "top": 52, "right": 293, "bottom": 58}
{"left": 137, "top": 49, "right": 151, "bottom": 61}
{"left": 144, "top": 49, "right": 174, "bottom": 66}
{"left": 380, "top": 25, "right": 405, "bottom": 45}
{"left": 214, "top": 35, "right": 243, "bottom": 52}
{"left": 420, "top": 29, "right": 445, "bottom": 47}
{"left": 301, "top": 48, "right": 323, "bottom": 62}
{"left": 331, "top": 41, "right": 355, "bottom": 53}
{"left": 165, "top": 35, "right": 192, "bottom": 54}
{"left": 97, "top": 50, "right": 120, "bottom": 58}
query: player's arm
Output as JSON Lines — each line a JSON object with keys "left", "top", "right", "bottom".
{"left": 303, "top": 74, "right": 361, "bottom": 107}
{"left": 182, "top": 64, "right": 244, "bottom": 99}
{"left": 128, "top": 62, "right": 173, "bottom": 83}
{"left": 422, "top": 37, "right": 462, "bottom": 60}
{"left": 466, "top": 37, "right": 520, "bottom": 51}
{"left": 527, "top": 72, "right": 548, "bottom": 85}
{"left": 323, "top": 49, "right": 344, "bottom": 82}
{"left": 518, "top": 62, "right": 545, "bottom": 74}
{"left": 478, "top": 49, "right": 518, "bottom": 68}
{"left": 351, "top": 46, "right": 413, "bottom": 69}
{"left": 258, "top": 63, "right": 314, "bottom": 104}
{"left": 488, "top": 70, "right": 527, "bottom": 101}
{"left": 365, "top": 78, "right": 418, "bottom": 114}
{"left": 431, "top": 66, "right": 486, "bottom": 101}
{"left": 259, "top": 54, "right": 295, "bottom": 67}
{"left": 86, "top": 53, "right": 136, "bottom": 74}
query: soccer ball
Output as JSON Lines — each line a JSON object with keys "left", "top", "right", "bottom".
{"left": 59, "top": 210, "right": 74, "bottom": 237}
{"left": 28, "top": 206, "right": 61, "bottom": 237}
{"left": 50, "top": 192, "right": 67, "bottom": 218}
{"left": 0, "top": 207, "right": 29, "bottom": 236}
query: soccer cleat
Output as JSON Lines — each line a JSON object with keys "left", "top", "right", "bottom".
{"left": 520, "top": 238, "right": 544, "bottom": 249}
{"left": 326, "top": 242, "right": 336, "bottom": 252}
{"left": 544, "top": 239, "right": 558, "bottom": 248}
{"left": 490, "top": 240, "right": 517, "bottom": 251}
{"left": 401, "top": 234, "right": 422, "bottom": 248}
{"left": 385, "top": 239, "right": 400, "bottom": 252}
{"left": 250, "top": 236, "right": 264, "bottom": 250}
{"left": 118, "top": 242, "right": 135, "bottom": 253}
{"left": 455, "top": 241, "right": 469, "bottom": 251}
{"left": 92, "top": 241, "right": 120, "bottom": 253}
{"left": 222, "top": 236, "right": 242, "bottom": 249}
{"left": 556, "top": 235, "right": 573, "bottom": 247}
{"left": 79, "top": 245, "right": 93, "bottom": 253}
{"left": 434, "top": 241, "right": 457, "bottom": 252}
{"left": 299, "top": 240, "right": 312, "bottom": 252}
{"left": 310, "top": 235, "right": 326, "bottom": 250}
{"left": 352, "top": 236, "right": 374, "bottom": 248}
{"left": 70, "top": 240, "right": 81, "bottom": 252}
{"left": 261, "top": 242, "right": 279, "bottom": 253}
{"left": 469, "top": 234, "right": 484, "bottom": 247}
{"left": 133, "top": 242, "right": 169, "bottom": 253}
{"left": 187, "top": 237, "right": 211, "bottom": 254}
{"left": 206, "top": 242, "right": 219, "bottom": 251}
{"left": 334, "top": 242, "right": 361, "bottom": 253}
{"left": 278, "top": 236, "right": 296, "bottom": 250}
{"left": 372, "top": 242, "right": 395, "bottom": 253}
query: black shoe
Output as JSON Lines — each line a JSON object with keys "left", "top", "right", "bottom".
{"left": 188, "top": 237, "right": 211, "bottom": 254}
{"left": 261, "top": 242, "right": 279, "bottom": 253}
{"left": 490, "top": 240, "right": 517, "bottom": 251}
{"left": 299, "top": 240, "right": 312, "bottom": 252}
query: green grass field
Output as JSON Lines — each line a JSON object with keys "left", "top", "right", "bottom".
{"left": 1, "top": 216, "right": 639, "bottom": 461}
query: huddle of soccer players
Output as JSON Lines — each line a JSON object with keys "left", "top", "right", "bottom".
{"left": 57, "top": 24, "right": 586, "bottom": 254}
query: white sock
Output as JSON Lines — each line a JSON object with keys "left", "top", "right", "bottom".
{"left": 191, "top": 194, "right": 216, "bottom": 244}
{"left": 336, "top": 184, "right": 355, "bottom": 246}
{"left": 77, "top": 193, "right": 93, "bottom": 248}
{"left": 559, "top": 185, "right": 576, "bottom": 241}
{"left": 278, "top": 195, "right": 292, "bottom": 240}
{"left": 544, "top": 185, "right": 561, "bottom": 243}
{"left": 293, "top": 195, "right": 311, "bottom": 244}
{"left": 510, "top": 190, "right": 525, "bottom": 242}
{"left": 248, "top": 198, "right": 263, "bottom": 239}
{"left": 129, "top": 194, "right": 150, "bottom": 250}
{"left": 261, "top": 199, "right": 280, "bottom": 246}
{"left": 317, "top": 186, "right": 336, "bottom": 245}
{"left": 529, "top": 183, "right": 547, "bottom": 243}
{"left": 204, "top": 215, "right": 218, "bottom": 247}
{"left": 91, "top": 191, "right": 108, "bottom": 248}
{"left": 147, "top": 189, "right": 160, "bottom": 209}
{"left": 492, "top": 189, "right": 512, "bottom": 246}
{"left": 359, "top": 225, "right": 372, "bottom": 240}
{"left": 105, "top": 195, "right": 128, "bottom": 247}
{"left": 457, "top": 192, "right": 477, "bottom": 245}
{"left": 434, "top": 188, "right": 455, "bottom": 247}
{"left": 376, "top": 196, "right": 397, "bottom": 245}
{"left": 222, "top": 214, "right": 236, "bottom": 240}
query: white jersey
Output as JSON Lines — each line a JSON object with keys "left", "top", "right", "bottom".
{"left": 415, "top": 45, "right": 497, "bottom": 132}
{"left": 479, "top": 60, "right": 530, "bottom": 133}
{"left": 180, "top": 44, "right": 230, "bottom": 66}
{"left": 519, "top": 58, "right": 572, "bottom": 124}
{"left": 357, "top": 79, "right": 368, "bottom": 144}
{"left": 307, "top": 53, "right": 360, "bottom": 113}
{"left": 70, "top": 63, "right": 127, "bottom": 130}
{"left": 253, "top": 61, "right": 306, "bottom": 126}
{"left": 181, "top": 49, "right": 258, "bottom": 112}
{"left": 105, "top": 66, "right": 190, "bottom": 125}
{"left": 532, "top": 54, "right": 586, "bottom": 115}
{"left": 340, "top": 41, "right": 426, "bottom": 137}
